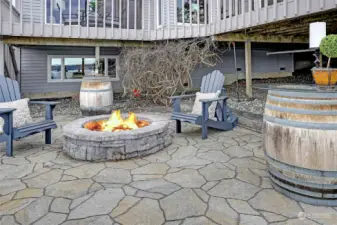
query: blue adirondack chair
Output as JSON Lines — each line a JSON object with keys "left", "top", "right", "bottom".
{"left": 0, "top": 76, "right": 59, "bottom": 156}
{"left": 170, "top": 70, "right": 238, "bottom": 139}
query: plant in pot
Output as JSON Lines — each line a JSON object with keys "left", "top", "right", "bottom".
{"left": 312, "top": 34, "right": 337, "bottom": 86}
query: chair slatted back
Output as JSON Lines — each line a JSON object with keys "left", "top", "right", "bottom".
{"left": 0, "top": 76, "right": 21, "bottom": 102}
{"left": 200, "top": 70, "right": 225, "bottom": 93}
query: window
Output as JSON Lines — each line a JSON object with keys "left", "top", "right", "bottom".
{"left": 177, "top": 0, "right": 206, "bottom": 24}
{"left": 48, "top": 55, "right": 119, "bottom": 82}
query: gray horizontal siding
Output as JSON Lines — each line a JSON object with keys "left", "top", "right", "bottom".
{"left": 191, "top": 49, "right": 294, "bottom": 88}
{"left": 20, "top": 46, "right": 121, "bottom": 94}
{"left": 21, "top": 46, "right": 293, "bottom": 95}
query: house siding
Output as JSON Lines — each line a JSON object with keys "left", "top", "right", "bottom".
{"left": 20, "top": 46, "right": 293, "bottom": 95}
{"left": 20, "top": 46, "right": 121, "bottom": 94}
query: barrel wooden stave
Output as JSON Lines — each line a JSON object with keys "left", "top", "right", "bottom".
{"left": 263, "top": 89, "right": 337, "bottom": 206}
{"left": 80, "top": 76, "right": 113, "bottom": 116}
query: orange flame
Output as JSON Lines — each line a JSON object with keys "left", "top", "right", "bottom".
{"left": 84, "top": 110, "right": 150, "bottom": 132}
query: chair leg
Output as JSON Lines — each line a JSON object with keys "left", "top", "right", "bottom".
{"left": 201, "top": 123, "right": 208, "bottom": 140}
{"left": 6, "top": 135, "right": 13, "bottom": 157}
{"left": 176, "top": 120, "right": 181, "bottom": 133}
{"left": 45, "top": 129, "right": 52, "bottom": 144}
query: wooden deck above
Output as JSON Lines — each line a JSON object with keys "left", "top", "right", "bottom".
{"left": 0, "top": 0, "right": 336, "bottom": 43}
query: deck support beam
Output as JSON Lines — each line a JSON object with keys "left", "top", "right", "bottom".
{"left": 214, "top": 33, "right": 308, "bottom": 43}
{"left": 95, "top": 46, "right": 100, "bottom": 74}
{"left": 245, "top": 40, "right": 252, "bottom": 98}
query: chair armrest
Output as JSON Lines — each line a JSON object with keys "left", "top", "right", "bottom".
{"left": 199, "top": 96, "right": 228, "bottom": 103}
{"left": 29, "top": 101, "right": 60, "bottom": 106}
{"left": 168, "top": 94, "right": 196, "bottom": 99}
{"left": 0, "top": 108, "right": 16, "bottom": 114}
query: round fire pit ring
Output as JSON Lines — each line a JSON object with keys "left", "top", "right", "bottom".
{"left": 63, "top": 113, "right": 172, "bottom": 161}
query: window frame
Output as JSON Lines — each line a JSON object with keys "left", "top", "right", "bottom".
{"left": 47, "top": 55, "right": 120, "bottom": 83}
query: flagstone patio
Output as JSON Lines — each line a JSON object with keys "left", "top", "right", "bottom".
{"left": 0, "top": 114, "right": 337, "bottom": 225}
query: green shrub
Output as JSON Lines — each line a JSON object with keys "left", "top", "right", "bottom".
{"left": 320, "top": 34, "right": 337, "bottom": 68}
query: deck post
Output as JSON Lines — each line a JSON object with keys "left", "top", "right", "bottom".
{"left": 245, "top": 40, "right": 252, "bottom": 98}
{"left": 95, "top": 46, "right": 100, "bottom": 74}
{"left": 0, "top": 42, "right": 4, "bottom": 75}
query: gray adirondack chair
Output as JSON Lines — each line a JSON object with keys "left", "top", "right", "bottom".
{"left": 0, "top": 76, "right": 59, "bottom": 156}
{"left": 170, "top": 70, "right": 238, "bottom": 139}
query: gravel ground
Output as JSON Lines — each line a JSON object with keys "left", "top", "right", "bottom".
{"left": 29, "top": 70, "right": 312, "bottom": 118}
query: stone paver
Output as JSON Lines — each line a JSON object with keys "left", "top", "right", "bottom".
{"left": 164, "top": 169, "right": 206, "bottom": 188}
{"left": 160, "top": 189, "right": 207, "bottom": 220}
{"left": 68, "top": 188, "right": 124, "bottom": 219}
{"left": 0, "top": 116, "right": 335, "bottom": 225}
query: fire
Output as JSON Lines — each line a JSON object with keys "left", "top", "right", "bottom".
{"left": 84, "top": 110, "right": 150, "bottom": 132}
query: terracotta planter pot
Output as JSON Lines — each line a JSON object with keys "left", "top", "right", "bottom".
{"left": 312, "top": 68, "right": 337, "bottom": 86}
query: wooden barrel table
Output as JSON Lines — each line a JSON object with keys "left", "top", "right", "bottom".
{"left": 80, "top": 75, "right": 113, "bottom": 116}
{"left": 263, "top": 85, "right": 337, "bottom": 206}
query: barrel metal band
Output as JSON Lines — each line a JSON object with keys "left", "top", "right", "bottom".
{"left": 272, "top": 183, "right": 337, "bottom": 206}
{"left": 269, "top": 90, "right": 337, "bottom": 98}
{"left": 263, "top": 115, "right": 337, "bottom": 130}
{"left": 265, "top": 104, "right": 337, "bottom": 115}
{"left": 267, "top": 95, "right": 337, "bottom": 105}
{"left": 80, "top": 88, "right": 112, "bottom": 93}
{"left": 265, "top": 153, "right": 337, "bottom": 178}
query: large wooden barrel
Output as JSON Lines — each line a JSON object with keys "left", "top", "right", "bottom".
{"left": 80, "top": 75, "right": 113, "bottom": 116}
{"left": 263, "top": 85, "right": 337, "bottom": 206}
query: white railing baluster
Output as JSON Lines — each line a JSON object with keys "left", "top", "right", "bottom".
{"left": 306, "top": 0, "right": 310, "bottom": 13}
{"left": 141, "top": 0, "right": 144, "bottom": 39}
{"left": 95, "top": 0, "right": 98, "bottom": 37}
{"left": 69, "top": 0, "right": 72, "bottom": 36}
{"left": 154, "top": 0, "right": 157, "bottom": 39}
{"left": 161, "top": 0, "right": 164, "bottom": 39}
{"left": 126, "top": 0, "right": 129, "bottom": 39}
{"left": 87, "top": 0, "right": 89, "bottom": 37}
{"left": 30, "top": 0, "right": 33, "bottom": 35}
{"left": 256, "top": 0, "right": 259, "bottom": 24}
{"left": 147, "top": 0, "right": 150, "bottom": 39}
{"left": 273, "top": 0, "right": 276, "bottom": 20}
{"left": 21, "top": 0, "right": 24, "bottom": 34}
{"left": 167, "top": 0, "right": 170, "bottom": 38}
{"left": 229, "top": 0, "right": 232, "bottom": 30}
{"left": 294, "top": 0, "right": 298, "bottom": 15}
{"left": 174, "top": 0, "right": 177, "bottom": 38}
{"left": 204, "top": 0, "right": 208, "bottom": 35}
{"left": 336, "top": 0, "right": 337, "bottom": 6}
{"left": 283, "top": 0, "right": 287, "bottom": 17}
{"left": 50, "top": 0, "right": 53, "bottom": 36}
{"left": 189, "top": 0, "right": 192, "bottom": 37}
{"left": 197, "top": 0, "right": 200, "bottom": 36}
{"left": 103, "top": 0, "right": 106, "bottom": 38}
{"left": 41, "top": 0, "right": 44, "bottom": 35}
{"left": 182, "top": 0, "right": 185, "bottom": 37}
{"left": 78, "top": 0, "right": 80, "bottom": 37}
{"left": 242, "top": 0, "right": 244, "bottom": 28}
{"left": 119, "top": 0, "right": 121, "bottom": 38}
{"left": 223, "top": 0, "right": 226, "bottom": 29}
{"left": 9, "top": 0, "right": 12, "bottom": 34}
{"left": 235, "top": 0, "right": 238, "bottom": 29}
{"left": 0, "top": 0, "right": 2, "bottom": 34}
{"left": 248, "top": 0, "right": 249, "bottom": 26}
{"left": 264, "top": 0, "right": 267, "bottom": 22}
{"left": 134, "top": 0, "right": 136, "bottom": 32}
{"left": 59, "top": 0, "right": 62, "bottom": 36}
{"left": 217, "top": 0, "right": 220, "bottom": 32}
{"left": 111, "top": 0, "right": 114, "bottom": 38}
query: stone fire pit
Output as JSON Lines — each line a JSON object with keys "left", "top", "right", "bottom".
{"left": 63, "top": 114, "right": 172, "bottom": 161}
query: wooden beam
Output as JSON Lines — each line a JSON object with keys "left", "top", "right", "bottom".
{"left": 214, "top": 33, "right": 308, "bottom": 43}
{"left": 1, "top": 36, "right": 152, "bottom": 47}
{"left": 245, "top": 40, "right": 252, "bottom": 98}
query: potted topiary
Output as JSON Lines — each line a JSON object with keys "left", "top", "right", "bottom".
{"left": 312, "top": 34, "right": 337, "bottom": 86}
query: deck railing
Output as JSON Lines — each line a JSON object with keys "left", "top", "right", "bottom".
{"left": 0, "top": 0, "right": 336, "bottom": 41}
